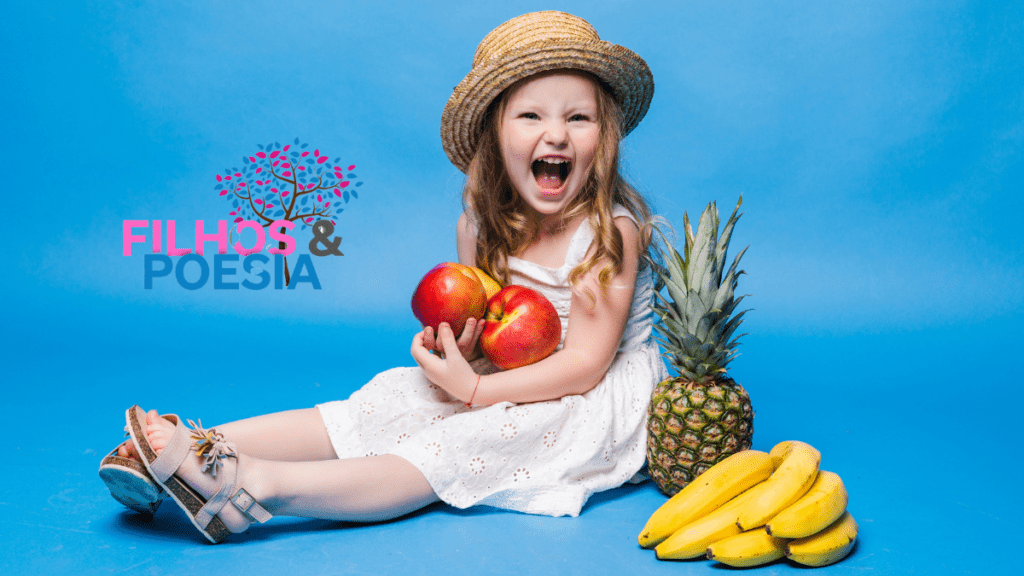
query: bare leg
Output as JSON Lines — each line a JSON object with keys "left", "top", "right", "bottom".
{"left": 142, "top": 410, "right": 439, "bottom": 533}
{"left": 249, "top": 454, "right": 439, "bottom": 523}
{"left": 119, "top": 408, "right": 337, "bottom": 462}
{"left": 214, "top": 408, "right": 338, "bottom": 462}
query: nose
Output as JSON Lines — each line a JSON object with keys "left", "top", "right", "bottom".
{"left": 542, "top": 121, "right": 568, "bottom": 148}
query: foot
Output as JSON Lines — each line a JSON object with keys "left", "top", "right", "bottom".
{"left": 117, "top": 440, "right": 140, "bottom": 461}
{"left": 139, "top": 408, "right": 262, "bottom": 534}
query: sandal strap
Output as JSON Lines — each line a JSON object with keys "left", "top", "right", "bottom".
{"left": 230, "top": 488, "right": 272, "bottom": 524}
{"left": 192, "top": 437, "right": 273, "bottom": 528}
{"left": 147, "top": 415, "right": 191, "bottom": 484}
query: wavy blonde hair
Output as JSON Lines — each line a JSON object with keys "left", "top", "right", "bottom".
{"left": 463, "top": 73, "right": 653, "bottom": 296}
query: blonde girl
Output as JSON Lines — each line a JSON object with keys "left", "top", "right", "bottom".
{"left": 99, "top": 11, "right": 668, "bottom": 543}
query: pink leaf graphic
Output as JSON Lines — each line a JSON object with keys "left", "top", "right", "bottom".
{"left": 283, "top": 145, "right": 290, "bottom": 151}
{"left": 216, "top": 174, "right": 222, "bottom": 182}
{"left": 249, "top": 156, "right": 256, "bottom": 162}
{"left": 283, "top": 171, "right": 292, "bottom": 177}
{"left": 270, "top": 150, "right": 280, "bottom": 158}
{"left": 314, "top": 149, "right": 320, "bottom": 157}
{"left": 219, "top": 190, "right": 228, "bottom": 196}
{"left": 317, "top": 194, "right": 322, "bottom": 201}
{"left": 230, "top": 211, "right": 236, "bottom": 215}
{"left": 273, "top": 160, "right": 280, "bottom": 167}
{"left": 301, "top": 151, "right": 309, "bottom": 157}
{"left": 282, "top": 191, "right": 290, "bottom": 196}
{"left": 257, "top": 151, "right": 267, "bottom": 159}
{"left": 341, "top": 181, "right": 350, "bottom": 188}
{"left": 348, "top": 164, "right": 356, "bottom": 170}
{"left": 299, "top": 184, "right": 305, "bottom": 190}
{"left": 225, "top": 175, "right": 232, "bottom": 180}
{"left": 255, "top": 199, "right": 263, "bottom": 204}
{"left": 271, "top": 187, "right": 278, "bottom": 193}
{"left": 239, "top": 182, "right": 247, "bottom": 187}
{"left": 306, "top": 218, "right": 313, "bottom": 223}
{"left": 282, "top": 162, "right": 291, "bottom": 168}
{"left": 234, "top": 217, "right": 243, "bottom": 223}
{"left": 298, "top": 166, "right": 305, "bottom": 171}
{"left": 234, "top": 172, "right": 241, "bottom": 177}
{"left": 317, "top": 156, "right": 328, "bottom": 164}
{"left": 256, "top": 167, "right": 262, "bottom": 173}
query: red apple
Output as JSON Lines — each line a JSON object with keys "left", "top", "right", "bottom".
{"left": 480, "top": 285, "right": 561, "bottom": 370}
{"left": 411, "top": 262, "right": 487, "bottom": 336}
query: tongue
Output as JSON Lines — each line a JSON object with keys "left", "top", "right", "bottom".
{"left": 534, "top": 162, "right": 563, "bottom": 190}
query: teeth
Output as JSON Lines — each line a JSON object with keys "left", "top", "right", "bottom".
{"left": 536, "top": 157, "right": 569, "bottom": 164}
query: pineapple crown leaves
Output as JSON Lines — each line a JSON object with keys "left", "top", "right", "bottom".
{"left": 648, "top": 196, "right": 751, "bottom": 379}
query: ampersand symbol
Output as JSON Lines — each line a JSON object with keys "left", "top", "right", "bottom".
{"left": 309, "top": 220, "right": 343, "bottom": 256}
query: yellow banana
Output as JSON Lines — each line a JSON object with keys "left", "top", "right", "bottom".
{"left": 736, "top": 440, "right": 820, "bottom": 530}
{"left": 769, "top": 440, "right": 792, "bottom": 467}
{"left": 655, "top": 481, "right": 770, "bottom": 560}
{"left": 706, "top": 527, "right": 789, "bottom": 567}
{"left": 638, "top": 450, "right": 774, "bottom": 548}
{"left": 785, "top": 511, "right": 858, "bottom": 567}
{"left": 766, "top": 470, "right": 848, "bottom": 538}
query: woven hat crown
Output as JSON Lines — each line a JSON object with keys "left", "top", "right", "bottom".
{"left": 441, "top": 11, "right": 654, "bottom": 172}
{"left": 473, "top": 12, "right": 601, "bottom": 67}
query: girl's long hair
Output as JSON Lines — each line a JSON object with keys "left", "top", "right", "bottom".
{"left": 463, "top": 74, "right": 653, "bottom": 298}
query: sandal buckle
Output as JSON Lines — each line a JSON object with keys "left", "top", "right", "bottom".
{"left": 230, "top": 488, "right": 272, "bottom": 524}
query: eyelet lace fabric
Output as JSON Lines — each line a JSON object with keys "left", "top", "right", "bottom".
{"left": 318, "top": 206, "right": 668, "bottom": 517}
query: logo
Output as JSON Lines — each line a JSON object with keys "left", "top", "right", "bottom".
{"left": 122, "top": 138, "right": 363, "bottom": 290}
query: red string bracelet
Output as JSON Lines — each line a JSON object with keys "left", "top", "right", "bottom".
{"left": 465, "top": 374, "right": 481, "bottom": 407}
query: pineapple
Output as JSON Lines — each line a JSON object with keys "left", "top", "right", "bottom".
{"left": 646, "top": 197, "right": 754, "bottom": 496}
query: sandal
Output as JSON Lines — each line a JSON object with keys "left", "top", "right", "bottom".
{"left": 125, "top": 405, "right": 272, "bottom": 543}
{"left": 98, "top": 441, "right": 166, "bottom": 514}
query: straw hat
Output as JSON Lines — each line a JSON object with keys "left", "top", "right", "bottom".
{"left": 441, "top": 11, "right": 654, "bottom": 173}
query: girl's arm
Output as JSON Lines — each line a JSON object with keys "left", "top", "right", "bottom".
{"left": 412, "top": 214, "right": 639, "bottom": 405}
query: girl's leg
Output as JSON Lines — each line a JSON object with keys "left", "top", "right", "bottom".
{"left": 118, "top": 408, "right": 338, "bottom": 462}
{"left": 249, "top": 454, "right": 440, "bottom": 523}
{"left": 215, "top": 408, "right": 338, "bottom": 462}
{"left": 143, "top": 410, "right": 440, "bottom": 533}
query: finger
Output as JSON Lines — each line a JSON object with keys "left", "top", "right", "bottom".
{"left": 423, "top": 325, "right": 436, "bottom": 351}
{"left": 438, "top": 322, "right": 460, "bottom": 355}
{"left": 411, "top": 334, "right": 437, "bottom": 366}
{"left": 411, "top": 331, "right": 429, "bottom": 359}
{"left": 456, "top": 317, "right": 477, "bottom": 348}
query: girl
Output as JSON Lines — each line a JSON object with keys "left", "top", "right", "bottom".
{"left": 100, "top": 10, "right": 669, "bottom": 543}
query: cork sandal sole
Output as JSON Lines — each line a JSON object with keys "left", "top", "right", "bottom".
{"left": 125, "top": 405, "right": 231, "bottom": 543}
{"left": 98, "top": 446, "right": 165, "bottom": 514}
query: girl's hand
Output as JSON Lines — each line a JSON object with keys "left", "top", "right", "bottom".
{"left": 421, "top": 317, "right": 487, "bottom": 361}
{"left": 411, "top": 322, "right": 481, "bottom": 403}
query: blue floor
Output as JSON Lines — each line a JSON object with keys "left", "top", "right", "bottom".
{"left": 3, "top": 313, "right": 1020, "bottom": 575}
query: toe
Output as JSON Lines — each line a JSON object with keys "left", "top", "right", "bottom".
{"left": 117, "top": 441, "right": 139, "bottom": 460}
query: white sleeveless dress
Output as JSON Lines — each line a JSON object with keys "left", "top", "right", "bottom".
{"left": 317, "top": 206, "right": 668, "bottom": 516}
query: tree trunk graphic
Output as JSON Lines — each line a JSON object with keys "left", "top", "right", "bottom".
{"left": 215, "top": 138, "right": 363, "bottom": 287}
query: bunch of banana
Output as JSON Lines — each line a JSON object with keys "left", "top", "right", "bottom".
{"left": 638, "top": 440, "right": 858, "bottom": 568}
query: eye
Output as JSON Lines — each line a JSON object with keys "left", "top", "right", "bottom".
{"left": 569, "top": 113, "right": 591, "bottom": 122}
{"left": 520, "top": 112, "right": 540, "bottom": 120}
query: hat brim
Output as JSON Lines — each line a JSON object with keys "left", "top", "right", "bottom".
{"left": 441, "top": 39, "right": 654, "bottom": 173}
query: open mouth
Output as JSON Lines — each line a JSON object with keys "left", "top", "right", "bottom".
{"left": 531, "top": 157, "right": 572, "bottom": 193}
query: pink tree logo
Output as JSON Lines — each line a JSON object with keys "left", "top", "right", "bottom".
{"left": 216, "top": 138, "right": 363, "bottom": 284}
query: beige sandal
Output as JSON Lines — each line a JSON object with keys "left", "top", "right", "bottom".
{"left": 98, "top": 441, "right": 166, "bottom": 514}
{"left": 125, "top": 405, "right": 272, "bottom": 543}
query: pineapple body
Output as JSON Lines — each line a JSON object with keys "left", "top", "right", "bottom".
{"left": 647, "top": 376, "right": 753, "bottom": 496}
{"left": 646, "top": 197, "right": 753, "bottom": 496}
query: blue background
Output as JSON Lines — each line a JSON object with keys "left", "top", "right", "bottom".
{"left": 2, "top": 1, "right": 1022, "bottom": 574}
